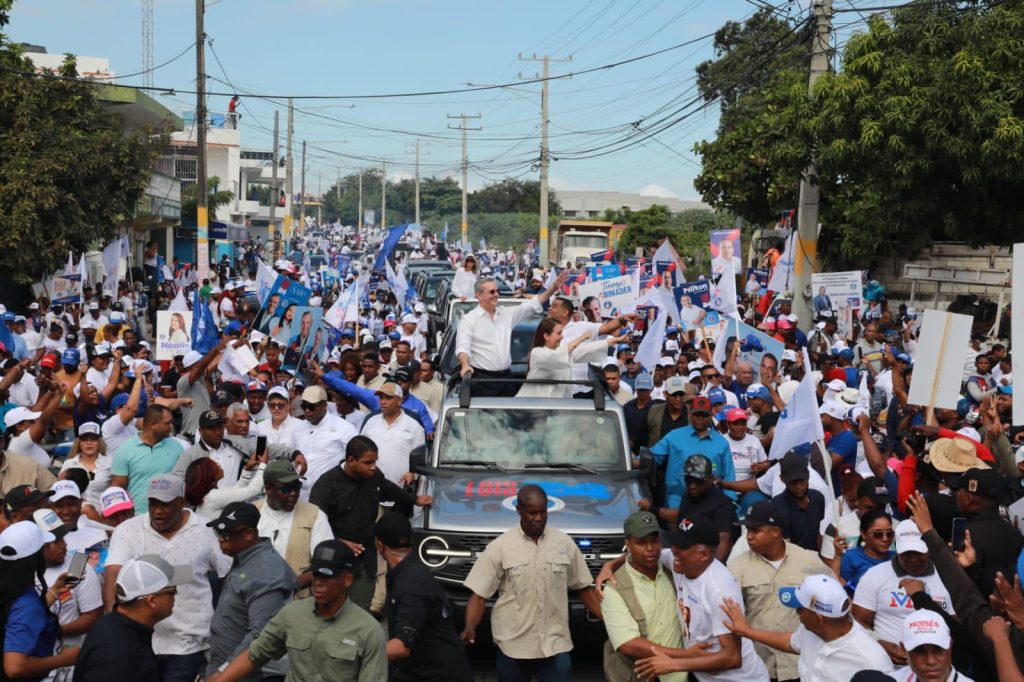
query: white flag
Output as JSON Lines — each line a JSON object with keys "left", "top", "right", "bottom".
{"left": 325, "top": 280, "right": 359, "bottom": 330}
{"left": 255, "top": 260, "right": 278, "bottom": 306}
{"left": 711, "top": 260, "right": 738, "bottom": 317}
{"left": 635, "top": 288, "right": 675, "bottom": 372}
{"left": 768, "top": 347, "right": 825, "bottom": 460}
{"left": 766, "top": 229, "right": 796, "bottom": 294}
{"left": 651, "top": 238, "right": 686, "bottom": 287}
{"left": 77, "top": 255, "right": 88, "bottom": 286}
{"left": 101, "top": 238, "right": 122, "bottom": 298}
{"left": 168, "top": 288, "right": 189, "bottom": 312}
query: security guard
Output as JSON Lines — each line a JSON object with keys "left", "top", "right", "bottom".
{"left": 375, "top": 512, "right": 473, "bottom": 682}
{"left": 206, "top": 540, "right": 387, "bottom": 682}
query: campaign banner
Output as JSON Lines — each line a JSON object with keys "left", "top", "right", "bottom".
{"left": 625, "top": 256, "right": 645, "bottom": 270}
{"left": 587, "top": 264, "right": 621, "bottom": 281}
{"left": 281, "top": 306, "right": 325, "bottom": 370}
{"left": 713, "top": 317, "right": 786, "bottom": 384}
{"left": 155, "top": 311, "right": 194, "bottom": 361}
{"left": 255, "top": 276, "right": 313, "bottom": 341}
{"left": 745, "top": 268, "right": 769, "bottom": 297}
{"left": 577, "top": 274, "right": 637, "bottom": 318}
{"left": 710, "top": 229, "right": 742, "bottom": 278}
{"left": 673, "top": 281, "right": 712, "bottom": 332}
{"left": 589, "top": 248, "right": 615, "bottom": 263}
{"left": 50, "top": 273, "right": 82, "bottom": 305}
{"left": 811, "top": 271, "right": 864, "bottom": 315}
{"left": 655, "top": 260, "right": 680, "bottom": 288}
{"left": 635, "top": 305, "right": 659, "bottom": 336}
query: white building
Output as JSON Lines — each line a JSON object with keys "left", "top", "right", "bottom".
{"left": 557, "top": 190, "right": 708, "bottom": 218}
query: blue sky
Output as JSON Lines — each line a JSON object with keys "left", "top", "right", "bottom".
{"left": 10, "top": 0, "right": 844, "bottom": 201}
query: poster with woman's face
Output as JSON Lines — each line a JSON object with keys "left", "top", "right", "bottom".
{"left": 156, "top": 311, "right": 193, "bottom": 360}
{"left": 710, "top": 229, "right": 742, "bottom": 277}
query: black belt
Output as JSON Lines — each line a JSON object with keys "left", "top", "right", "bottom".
{"left": 471, "top": 367, "right": 511, "bottom": 377}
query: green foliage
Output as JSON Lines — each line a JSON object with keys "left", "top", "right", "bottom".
{"left": 693, "top": 1, "right": 1024, "bottom": 260}
{"left": 181, "top": 176, "right": 234, "bottom": 222}
{"left": 0, "top": 0, "right": 164, "bottom": 283}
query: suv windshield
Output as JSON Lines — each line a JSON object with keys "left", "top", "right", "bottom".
{"left": 439, "top": 409, "right": 624, "bottom": 470}
{"left": 563, "top": 235, "right": 607, "bottom": 249}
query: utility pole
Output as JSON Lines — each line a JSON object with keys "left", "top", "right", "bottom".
{"left": 194, "top": 0, "right": 209, "bottom": 281}
{"left": 269, "top": 109, "right": 279, "bottom": 258}
{"left": 317, "top": 170, "right": 322, "bottom": 225}
{"left": 284, "top": 98, "right": 294, "bottom": 243}
{"left": 381, "top": 159, "right": 387, "bottom": 229}
{"left": 448, "top": 114, "right": 481, "bottom": 247}
{"left": 793, "top": 0, "right": 833, "bottom": 326}
{"left": 336, "top": 166, "right": 341, "bottom": 224}
{"left": 358, "top": 172, "right": 363, "bottom": 230}
{"left": 405, "top": 140, "right": 429, "bottom": 225}
{"left": 299, "top": 140, "right": 306, "bottom": 233}
{"left": 519, "top": 54, "right": 571, "bottom": 266}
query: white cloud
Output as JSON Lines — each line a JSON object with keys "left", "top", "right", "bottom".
{"left": 637, "top": 184, "right": 680, "bottom": 199}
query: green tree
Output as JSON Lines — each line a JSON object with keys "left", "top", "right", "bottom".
{"left": 181, "top": 176, "right": 234, "bottom": 222}
{"left": 617, "top": 205, "right": 736, "bottom": 276}
{"left": 0, "top": 0, "right": 165, "bottom": 283}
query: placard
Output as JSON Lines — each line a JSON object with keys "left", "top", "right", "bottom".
{"left": 577, "top": 275, "right": 637, "bottom": 318}
{"left": 155, "top": 311, "right": 193, "bottom": 360}
{"left": 811, "top": 270, "right": 863, "bottom": 315}
{"left": 673, "top": 281, "right": 711, "bottom": 332}
{"left": 710, "top": 229, "right": 742, "bottom": 277}
{"left": 906, "top": 309, "right": 974, "bottom": 411}
{"left": 745, "top": 268, "right": 768, "bottom": 297}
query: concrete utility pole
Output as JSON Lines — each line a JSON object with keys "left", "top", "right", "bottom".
{"left": 448, "top": 114, "right": 482, "bottom": 247}
{"left": 269, "top": 110, "right": 279, "bottom": 255}
{"left": 336, "top": 166, "right": 341, "bottom": 223}
{"left": 284, "top": 98, "right": 294, "bottom": 242}
{"left": 793, "top": 0, "right": 833, "bottom": 326}
{"left": 405, "top": 140, "right": 429, "bottom": 225}
{"left": 519, "top": 54, "right": 571, "bottom": 266}
{"left": 381, "top": 159, "right": 387, "bottom": 229}
{"left": 299, "top": 140, "right": 306, "bottom": 232}
{"left": 194, "top": 0, "right": 209, "bottom": 281}
{"left": 358, "top": 172, "right": 363, "bottom": 230}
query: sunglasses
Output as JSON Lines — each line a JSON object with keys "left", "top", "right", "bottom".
{"left": 870, "top": 530, "right": 895, "bottom": 539}
{"left": 300, "top": 401, "right": 322, "bottom": 411}
{"left": 268, "top": 402, "right": 288, "bottom": 410}
{"left": 703, "top": 373, "right": 721, "bottom": 380}
{"left": 691, "top": 411, "right": 711, "bottom": 418}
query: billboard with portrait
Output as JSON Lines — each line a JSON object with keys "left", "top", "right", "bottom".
{"left": 710, "top": 229, "right": 742, "bottom": 278}
{"left": 155, "top": 310, "right": 193, "bottom": 361}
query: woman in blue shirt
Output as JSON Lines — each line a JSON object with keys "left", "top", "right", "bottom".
{"left": 839, "top": 508, "right": 895, "bottom": 595}
{"left": 1, "top": 521, "right": 78, "bottom": 680}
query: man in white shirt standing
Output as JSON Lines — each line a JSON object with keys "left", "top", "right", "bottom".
{"left": 456, "top": 272, "right": 566, "bottom": 397}
{"left": 292, "top": 385, "right": 356, "bottom": 498}
{"left": 722, "top": 573, "right": 894, "bottom": 681}
{"left": 255, "top": 387, "right": 299, "bottom": 448}
{"left": 358, "top": 381, "right": 425, "bottom": 488}
{"left": 398, "top": 314, "right": 427, "bottom": 360}
{"left": 547, "top": 295, "right": 633, "bottom": 392}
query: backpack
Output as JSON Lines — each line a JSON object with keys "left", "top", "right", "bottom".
{"left": 602, "top": 562, "right": 673, "bottom": 682}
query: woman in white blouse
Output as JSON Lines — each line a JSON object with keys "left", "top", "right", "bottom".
{"left": 60, "top": 422, "right": 112, "bottom": 521}
{"left": 517, "top": 318, "right": 624, "bottom": 399}
{"left": 184, "top": 452, "right": 266, "bottom": 520}
{"left": 452, "top": 254, "right": 479, "bottom": 300}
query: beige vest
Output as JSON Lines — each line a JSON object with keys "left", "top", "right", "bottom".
{"left": 256, "top": 499, "right": 319, "bottom": 577}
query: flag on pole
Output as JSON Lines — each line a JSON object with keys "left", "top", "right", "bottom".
{"left": 168, "top": 288, "right": 189, "bottom": 312}
{"left": 373, "top": 224, "right": 410, "bottom": 271}
{"left": 651, "top": 238, "right": 686, "bottom": 286}
{"left": 325, "top": 280, "right": 360, "bottom": 330}
{"left": 385, "top": 259, "right": 408, "bottom": 308}
{"left": 710, "top": 260, "right": 738, "bottom": 317}
{"left": 190, "top": 288, "right": 219, "bottom": 354}
{"left": 768, "top": 347, "right": 825, "bottom": 460}
{"left": 439, "top": 222, "right": 448, "bottom": 243}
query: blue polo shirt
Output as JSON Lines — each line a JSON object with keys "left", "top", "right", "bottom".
{"left": 826, "top": 429, "right": 858, "bottom": 488}
{"left": 4, "top": 587, "right": 58, "bottom": 663}
{"left": 649, "top": 425, "right": 736, "bottom": 509}
{"left": 111, "top": 435, "right": 183, "bottom": 514}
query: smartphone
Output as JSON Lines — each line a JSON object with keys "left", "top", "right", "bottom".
{"left": 255, "top": 436, "right": 267, "bottom": 458}
{"left": 66, "top": 552, "right": 88, "bottom": 584}
{"left": 951, "top": 517, "right": 967, "bottom": 553}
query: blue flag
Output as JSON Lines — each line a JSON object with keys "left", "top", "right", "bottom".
{"left": 190, "top": 288, "right": 219, "bottom": 355}
{"left": 439, "top": 222, "right": 448, "bottom": 242}
{"left": 0, "top": 320, "right": 15, "bottom": 356}
{"left": 373, "top": 223, "right": 410, "bottom": 271}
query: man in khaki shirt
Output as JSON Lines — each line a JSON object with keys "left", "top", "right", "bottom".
{"left": 727, "top": 500, "right": 832, "bottom": 681}
{"left": 0, "top": 450, "right": 56, "bottom": 498}
{"left": 461, "top": 484, "right": 601, "bottom": 680}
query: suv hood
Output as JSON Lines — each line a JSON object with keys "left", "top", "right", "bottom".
{"left": 422, "top": 472, "right": 641, "bottom": 534}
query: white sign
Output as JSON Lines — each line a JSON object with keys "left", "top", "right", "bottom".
{"left": 907, "top": 309, "right": 973, "bottom": 411}
{"left": 1015, "top": 244, "right": 1024, "bottom": 425}
{"left": 811, "top": 270, "right": 863, "bottom": 314}
{"left": 577, "top": 274, "right": 637, "bottom": 318}
{"left": 155, "top": 310, "right": 193, "bottom": 361}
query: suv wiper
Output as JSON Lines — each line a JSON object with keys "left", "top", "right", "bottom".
{"left": 524, "top": 463, "right": 597, "bottom": 475}
{"left": 445, "top": 460, "right": 507, "bottom": 472}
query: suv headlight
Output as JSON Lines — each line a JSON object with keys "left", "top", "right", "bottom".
{"left": 417, "top": 535, "right": 472, "bottom": 568}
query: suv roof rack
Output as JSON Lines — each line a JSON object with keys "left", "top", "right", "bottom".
{"left": 455, "top": 365, "right": 610, "bottom": 411}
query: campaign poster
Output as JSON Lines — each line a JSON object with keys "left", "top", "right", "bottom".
{"left": 281, "top": 306, "right": 325, "bottom": 369}
{"left": 50, "top": 274, "right": 82, "bottom": 305}
{"left": 155, "top": 311, "right": 193, "bottom": 361}
{"left": 587, "top": 264, "right": 621, "bottom": 281}
{"left": 634, "top": 305, "right": 658, "bottom": 336}
{"left": 577, "top": 274, "right": 637, "bottom": 318}
{"left": 255, "top": 276, "right": 312, "bottom": 341}
{"left": 719, "top": 317, "right": 785, "bottom": 384}
{"left": 655, "top": 260, "right": 680, "bottom": 288}
{"left": 710, "top": 229, "right": 742, "bottom": 278}
{"left": 811, "top": 271, "right": 864, "bottom": 315}
{"left": 745, "top": 268, "right": 769, "bottom": 297}
{"left": 673, "top": 281, "right": 712, "bottom": 332}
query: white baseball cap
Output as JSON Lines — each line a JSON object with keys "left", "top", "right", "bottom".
{"left": 894, "top": 519, "right": 928, "bottom": 554}
{"left": 3, "top": 407, "right": 42, "bottom": 429}
{"left": 32, "top": 508, "right": 72, "bottom": 538}
{"left": 782, "top": 349, "right": 798, "bottom": 363}
{"left": 181, "top": 350, "right": 203, "bottom": 368}
{"left": 413, "top": 302, "right": 425, "bottom": 313}
{"left": 0, "top": 521, "right": 55, "bottom": 560}
{"left": 955, "top": 427, "right": 981, "bottom": 443}
{"left": 267, "top": 386, "right": 289, "bottom": 401}
{"left": 825, "top": 379, "right": 846, "bottom": 393}
{"left": 115, "top": 554, "right": 190, "bottom": 602}
{"left": 818, "top": 401, "right": 848, "bottom": 421}
{"left": 400, "top": 313, "right": 418, "bottom": 325}
{"left": 902, "top": 609, "right": 951, "bottom": 651}
{"left": 779, "top": 574, "right": 850, "bottom": 618}
{"left": 49, "top": 480, "right": 81, "bottom": 502}
{"left": 657, "top": 357, "right": 675, "bottom": 368}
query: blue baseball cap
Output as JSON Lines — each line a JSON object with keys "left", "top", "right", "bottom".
{"left": 634, "top": 373, "right": 654, "bottom": 391}
{"left": 745, "top": 384, "right": 770, "bottom": 402}
{"left": 224, "top": 321, "right": 243, "bottom": 336}
{"left": 708, "top": 387, "right": 727, "bottom": 405}
{"left": 61, "top": 348, "right": 80, "bottom": 366}
{"left": 666, "top": 326, "right": 679, "bottom": 334}
{"left": 1, "top": 312, "right": 14, "bottom": 322}
{"left": 895, "top": 352, "right": 913, "bottom": 365}
{"left": 956, "top": 397, "right": 971, "bottom": 416}
{"left": 833, "top": 347, "right": 854, "bottom": 360}
{"left": 715, "top": 408, "right": 730, "bottom": 422}
{"left": 387, "top": 331, "right": 402, "bottom": 341}
{"left": 340, "top": 328, "right": 355, "bottom": 339}
{"left": 111, "top": 393, "right": 130, "bottom": 410}
{"left": 998, "top": 385, "right": 1013, "bottom": 395}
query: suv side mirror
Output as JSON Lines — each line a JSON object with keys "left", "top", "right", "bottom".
{"left": 409, "top": 444, "right": 430, "bottom": 474}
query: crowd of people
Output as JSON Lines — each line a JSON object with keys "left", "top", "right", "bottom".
{"left": 0, "top": 219, "right": 1021, "bottom": 682}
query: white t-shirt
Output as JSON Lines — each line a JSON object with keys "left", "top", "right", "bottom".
{"left": 661, "top": 553, "right": 769, "bottom": 682}
{"left": 400, "top": 332, "right": 427, "bottom": 360}
{"left": 101, "top": 414, "right": 138, "bottom": 455}
{"left": 359, "top": 412, "right": 426, "bottom": 486}
{"left": 292, "top": 413, "right": 357, "bottom": 498}
{"left": 9, "top": 430, "right": 50, "bottom": 467}
{"left": 725, "top": 433, "right": 767, "bottom": 482}
{"left": 85, "top": 367, "right": 111, "bottom": 392}
{"left": 255, "top": 416, "right": 299, "bottom": 449}
{"left": 790, "top": 621, "right": 893, "bottom": 681}
{"left": 42, "top": 561, "right": 102, "bottom": 649}
{"left": 9, "top": 373, "right": 40, "bottom": 407}
{"left": 853, "top": 561, "right": 955, "bottom": 644}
